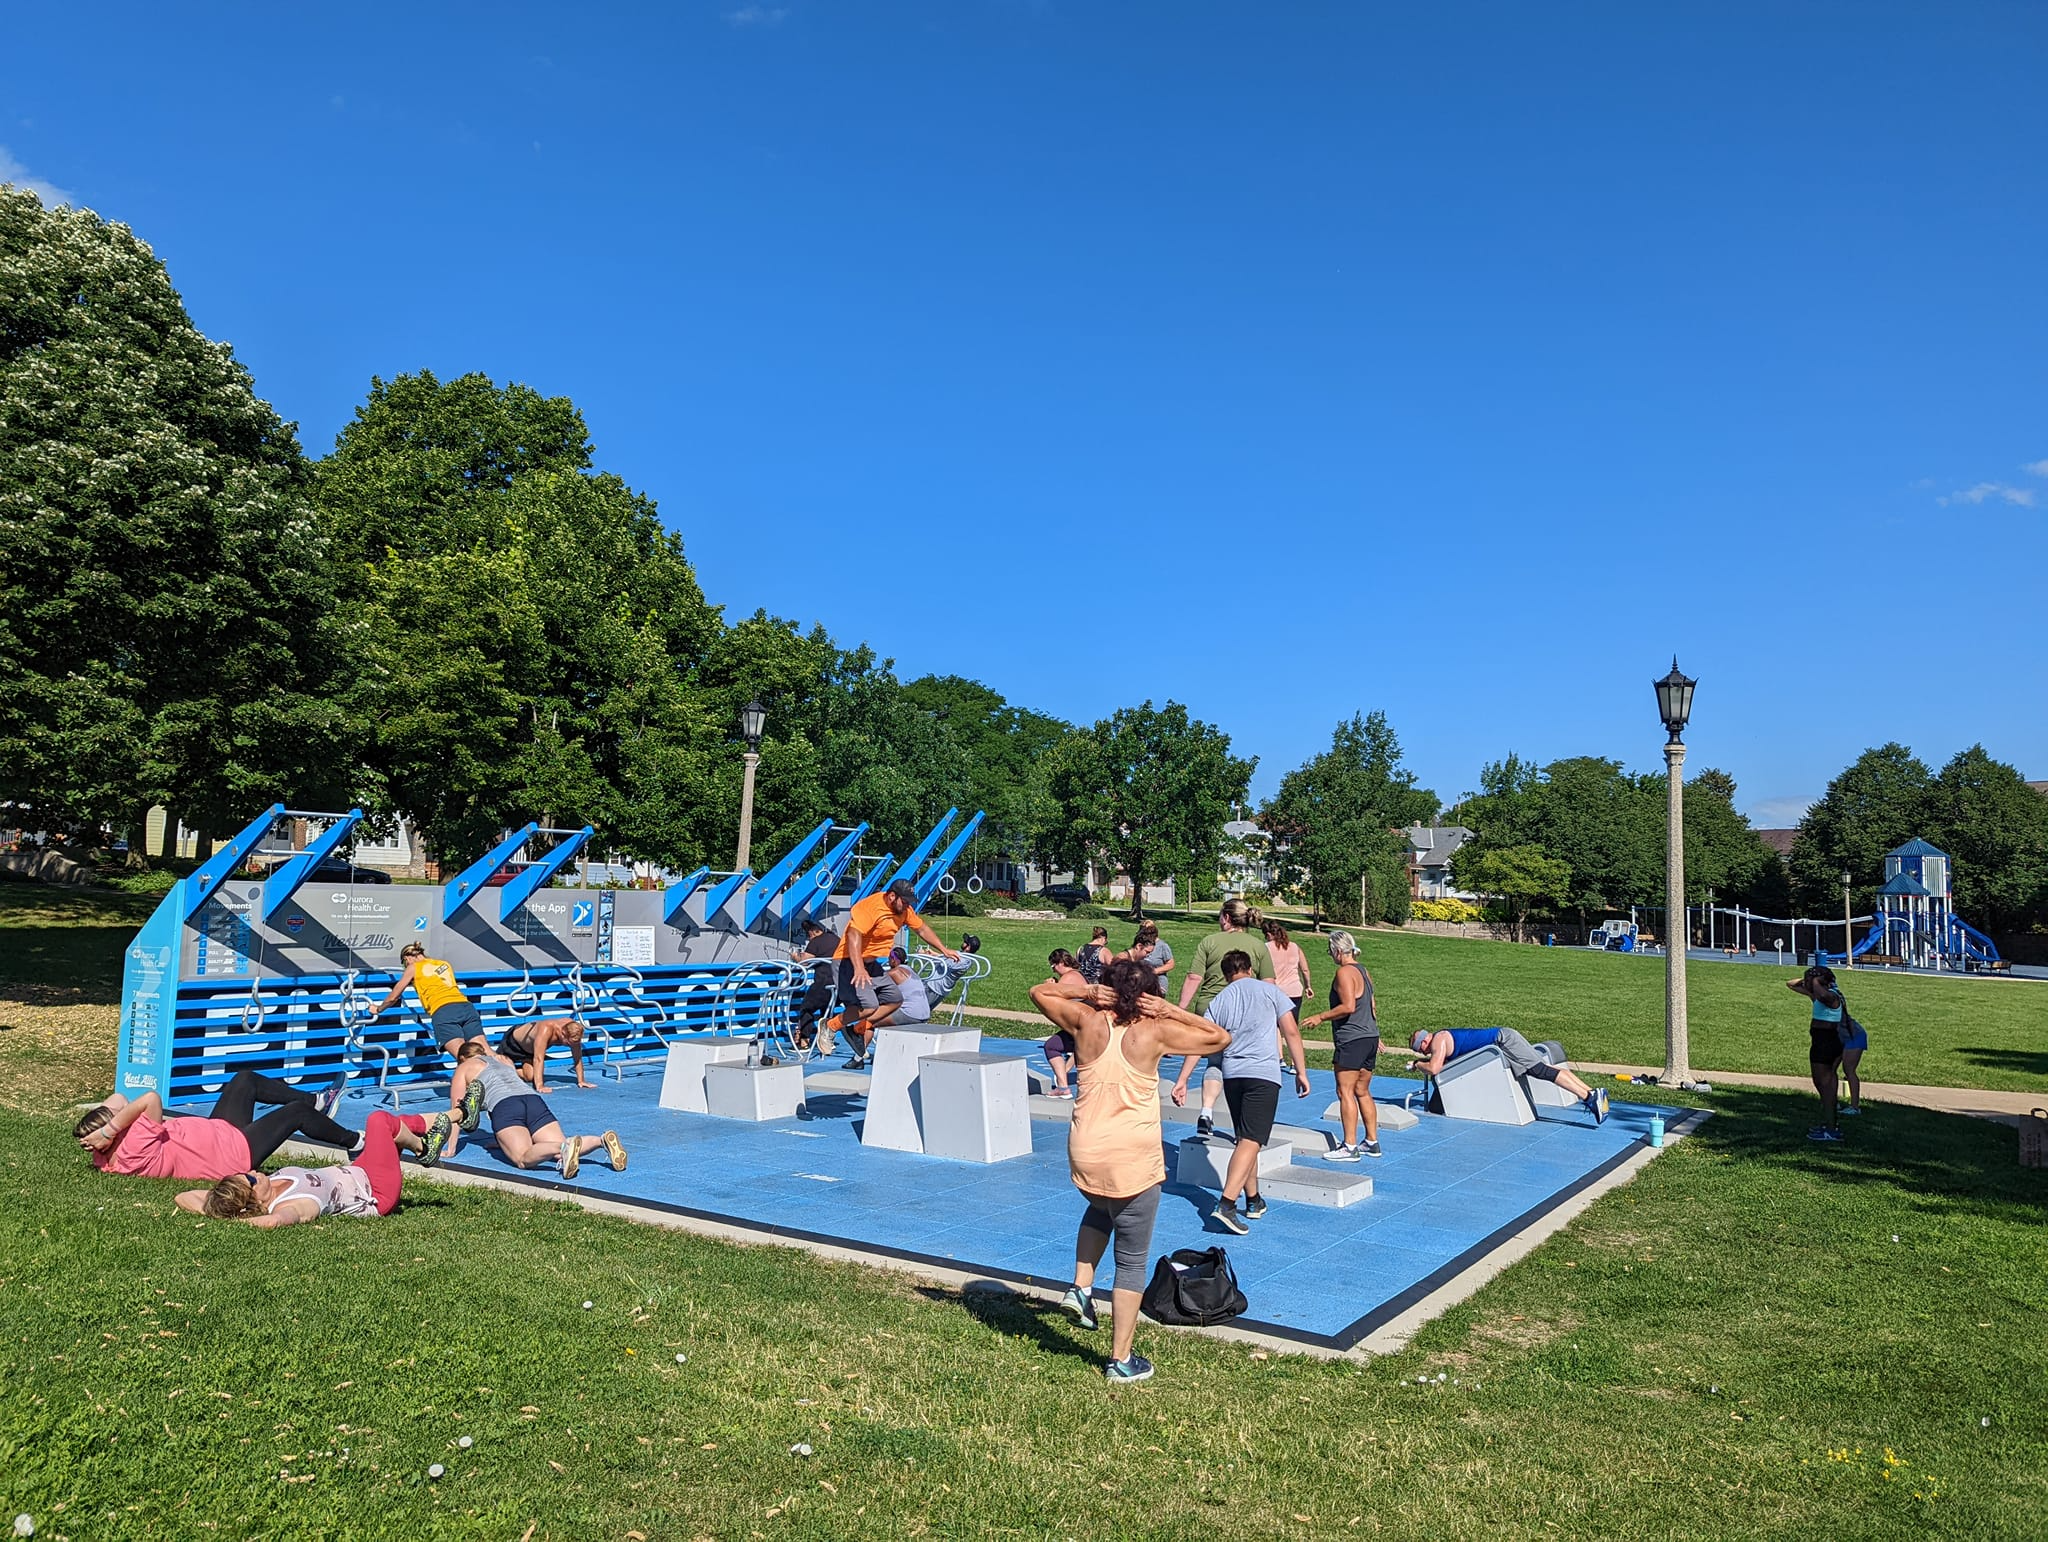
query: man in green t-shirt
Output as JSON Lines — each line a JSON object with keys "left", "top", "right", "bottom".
{"left": 1173, "top": 900, "right": 1276, "bottom": 1136}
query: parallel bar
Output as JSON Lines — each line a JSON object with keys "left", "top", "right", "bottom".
{"left": 663, "top": 866, "right": 711, "bottom": 926}
{"left": 444, "top": 823, "right": 539, "bottom": 922}
{"left": 848, "top": 854, "right": 896, "bottom": 904}
{"left": 498, "top": 826, "right": 595, "bottom": 919}
{"left": 743, "top": 819, "right": 834, "bottom": 927}
{"left": 182, "top": 803, "right": 285, "bottom": 920}
{"left": 913, "top": 810, "right": 986, "bottom": 908}
{"left": 260, "top": 809, "right": 364, "bottom": 923}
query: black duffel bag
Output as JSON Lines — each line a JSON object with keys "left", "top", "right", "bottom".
{"left": 1140, "top": 1246, "right": 1248, "bottom": 1326}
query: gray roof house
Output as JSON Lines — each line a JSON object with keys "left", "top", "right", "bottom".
{"left": 1404, "top": 823, "right": 1477, "bottom": 901}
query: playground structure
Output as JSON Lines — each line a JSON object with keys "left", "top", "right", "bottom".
{"left": 115, "top": 802, "right": 986, "bottom": 1107}
{"left": 1844, "top": 837, "right": 2003, "bottom": 972}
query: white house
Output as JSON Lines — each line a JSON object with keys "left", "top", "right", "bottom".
{"left": 1404, "top": 823, "right": 1477, "bottom": 901}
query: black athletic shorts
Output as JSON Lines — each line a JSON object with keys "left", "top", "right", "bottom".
{"left": 432, "top": 1001, "right": 484, "bottom": 1048}
{"left": 1333, "top": 1034, "right": 1380, "bottom": 1073}
{"left": 1809, "top": 1026, "right": 1842, "bottom": 1068}
{"left": 1223, "top": 1078, "right": 1279, "bottom": 1146}
{"left": 489, "top": 1093, "right": 553, "bottom": 1134}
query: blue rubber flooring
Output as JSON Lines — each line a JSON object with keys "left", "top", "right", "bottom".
{"left": 315, "top": 1037, "right": 1685, "bottom": 1348}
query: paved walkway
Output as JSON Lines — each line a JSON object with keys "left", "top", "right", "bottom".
{"left": 949, "top": 1004, "right": 2044, "bottom": 1125}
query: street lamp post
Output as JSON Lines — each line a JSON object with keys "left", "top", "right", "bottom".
{"left": 1841, "top": 868, "right": 1853, "bottom": 971}
{"left": 734, "top": 699, "right": 767, "bottom": 871}
{"left": 1653, "top": 659, "right": 1697, "bottom": 1087}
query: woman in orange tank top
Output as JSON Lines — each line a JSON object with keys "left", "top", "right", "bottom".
{"left": 1030, "top": 958, "right": 1228, "bottom": 1383}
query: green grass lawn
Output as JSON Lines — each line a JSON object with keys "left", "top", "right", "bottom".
{"left": 935, "top": 914, "right": 2048, "bottom": 1094}
{"left": 3, "top": 888, "right": 2047, "bottom": 1537}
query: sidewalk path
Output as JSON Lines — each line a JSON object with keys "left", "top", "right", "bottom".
{"left": 949, "top": 1004, "right": 2044, "bottom": 1125}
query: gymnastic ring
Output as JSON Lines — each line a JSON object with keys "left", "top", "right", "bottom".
{"left": 938, "top": 874, "right": 957, "bottom": 894}
{"left": 965, "top": 875, "right": 983, "bottom": 894}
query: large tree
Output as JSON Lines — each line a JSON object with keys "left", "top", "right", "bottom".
{"left": 1926, "top": 745, "right": 2048, "bottom": 938}
{"left": 316, "top": 373, "right": 725, "bottom": 865}
{"left": 1787, "top": 744, "right": 1934, "bottom": 913}
{"left": 0, "top": 186, "right": 346, "bottom": 844}
{"left": 1262, "top": 711, "right": 1437, "bottom": 925}
{"left": 1048, "top": 701, "right": 1253, "bottom": 916}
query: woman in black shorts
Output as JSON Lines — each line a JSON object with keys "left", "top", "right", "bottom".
{"left": 1299, "top": 931, "right": 1381, "bottom": 1160}
{"left": 448, "top": 1044, "right": 624, "bottom": 1179}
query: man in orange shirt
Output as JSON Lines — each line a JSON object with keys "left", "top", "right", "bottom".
{"left": 831, "top": 879, "right": 959, "bottom": 1068}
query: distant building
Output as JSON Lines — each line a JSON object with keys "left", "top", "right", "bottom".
{"left": 1755, "top": 828, "right": 1798, "bottom": 859}
{"left": 1403, "top": 823, "right": 1477, "bottom": 900}
{"left": 1221, "top": 818, "right": 1275, "bottom": 896}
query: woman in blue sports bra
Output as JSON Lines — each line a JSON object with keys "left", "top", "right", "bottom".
{"left": 1788, "top": 964, "right": 1849, "bottom": 1142}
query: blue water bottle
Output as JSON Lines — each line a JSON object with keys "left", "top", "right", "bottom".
{"left": 1649, "top": 1115, "right": 1665, "bottom": 1148}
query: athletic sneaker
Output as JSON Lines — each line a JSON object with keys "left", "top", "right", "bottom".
{"left": 1323, "top": 1143, "right": 1360, "bottom": 1162}
{"left": 601, "top": 1130, "right": 627, "bottom": 1171}
{"left": 1841, "top": 1106, "right": 1862, "bottom": 1117}
{"left": 313, "top": 1074, "right": 349, "bottom": 1118}
{"left": 1807, "top": 1126, "right": 1843, "bottom": 1143}
{"left": 1361, "top": 1139, "right": 1384, "bottom": 1159}
{"left": 419, "top": 1112, "right": 452, "bottom": 1167}
{"left": 1212, "top": 1197, "right": 1248, "bottom": 1235}
{"left": 1060, "top": 1287, "right": 1099, "bottom": 1331}
{"left": 1244, "top": 1193, "right": 1268, "bottom": 1220}
{"left": 1586, "top": 1087, "right": 1610, "bottom": 1125}
{"left": 560, "top": 1140, "right": 581, "bottom": 1179}
{"left": 459, "top": 1077, "right": 485, "bottom": 1131}
{"left": 843, "top": 1053, "right": 868, "bottom": 1071}
{"left": 1195, "top": 1112, "right": 1214, "bottom": 1138}
{"left": 1104, "top": 1354, "right": 1155, "bottom": 1384}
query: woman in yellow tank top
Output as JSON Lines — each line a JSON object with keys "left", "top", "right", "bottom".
{"left": 1030, "top": 958, "right": 1227, "bottom": 1384}
{"left": 371, "top": 942, "right": 488, "bottom": 1054}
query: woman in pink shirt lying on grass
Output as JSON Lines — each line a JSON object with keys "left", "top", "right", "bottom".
{"left": 76, "top": 1070, "right": 366, "bottom": 1180}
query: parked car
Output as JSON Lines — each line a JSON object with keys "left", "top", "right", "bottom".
{"left": 1038, "top": 882, "right": 1092, "bottom": 907}
{"left": 251, "top": 855, "right": 393, "bottom": 885}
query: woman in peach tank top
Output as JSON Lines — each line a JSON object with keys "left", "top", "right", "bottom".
{"left": 1030, "top": 958, "right": 1227, "bottom": 1384}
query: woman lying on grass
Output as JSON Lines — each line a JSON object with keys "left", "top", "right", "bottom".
{"left": 175, "top": 1109, "right": 450, "bottom": 1226}
{"left": 447, "top": 1042, "right": 625, "bottom": 1179}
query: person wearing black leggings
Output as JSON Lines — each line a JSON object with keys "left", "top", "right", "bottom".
{"left": 77, "top": 1070, "right": 363, "bottom": 1181}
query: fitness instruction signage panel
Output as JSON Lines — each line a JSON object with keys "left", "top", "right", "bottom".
{"left": 269, "top": 885, "right": 435, "bottom": 975}
{"left": 182, "top": 885, "right": 261, "bottom": 978}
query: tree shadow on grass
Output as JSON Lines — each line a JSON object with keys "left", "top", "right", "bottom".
{"left": 1684, "top": 1085, "right": 2047, "bottom": 1220}
{"left": 1954, "top": 1045, "right": 2048, "bottom": 1079}
{"left": 918, "top": 1283, "right": 1105, "bottom": 1367}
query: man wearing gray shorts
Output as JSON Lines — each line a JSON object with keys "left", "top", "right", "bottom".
{"left": 1408, "top": 1028, "right": 1608, "bottom": 1123}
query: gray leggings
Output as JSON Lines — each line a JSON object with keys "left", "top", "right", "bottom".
{"left": 1078, "top": 1184, "right": 1163, "bottom": 1285}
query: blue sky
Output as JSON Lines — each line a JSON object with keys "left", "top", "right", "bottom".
{"left": 6, "top": 3, "right": 2044, "bottom": 822}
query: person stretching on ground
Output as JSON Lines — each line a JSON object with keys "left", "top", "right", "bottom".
{"left": 371, "top": 942, "right": 487, "bottom": 1056}
{"left": 832, "top": 881, "right": 960, "bottom": 1070}
{"left": 1175, "top": 899, "right": 1275, "bottom": 1137}
{"left": 1032, "top": 959, "right": 1229, "bottom": 1385}
{"left": 1190, "top": 951, "right": 1310, "bottom": 1236}
{"left": 497, "top": 1016, "right": 593, "bottom": 1093}
{"left": 1406, "top": 1028, "right": 1609, "bottom": 1123}
{"left": 77, "top": 1070, "right": 365, "bottom": 1182}
{"left": 1788, "top": 964, "right": 1856, "bottom": 1140}
{"left": 175, "top": 1108, "right": 448, "bottom": 1225}
{"left": 1297, "top": 931, "right": 1383, "bottom": 1160}
{"left": 447, "top": 1043, "right": 625, "bottom": 1178}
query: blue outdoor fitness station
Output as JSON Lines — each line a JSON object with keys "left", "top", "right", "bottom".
{"left": 114, "top": 802, "right": 985, "bottom": 1107}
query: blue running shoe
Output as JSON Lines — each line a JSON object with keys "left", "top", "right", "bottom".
{"left": 1104, "top": 1354, "right": 1155, "bottom": 1384}
{"left": 1060, "top": 1287, "right": 1098, "bottom": 1331}
{"left": 313, "top": 1074, "right": 348, "bottom": 1118}
{"left": 1587, "top": 1087, "right": 1610, "bottom": 1125}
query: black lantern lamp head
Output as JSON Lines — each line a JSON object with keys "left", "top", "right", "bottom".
{"left": 1653, "top": 658, "right": 1696, "bottom": 743}
{"left": 740, "top": 698, "right": 767, "bottom": 752}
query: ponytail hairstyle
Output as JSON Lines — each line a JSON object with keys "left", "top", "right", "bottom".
{"left": 1133, "top": 921, "right": 1160, "bottom": 948}
{"left": 1101, "top": 958, "right": 1153, "bottom": 1024}
{"left": 202, "top": 1173, "right": 266, "bottom": 1219}
{"left": 1261, "top": 918, "right": 1291, "bottom": 950}
{"left": 1219, "top": 898, "right": 1263, "bottom": 933}
{"left": 1090, "top": 925, "right": 1110, "bottom": 943}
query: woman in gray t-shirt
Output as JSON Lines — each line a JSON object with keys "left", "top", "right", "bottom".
{"left": 1298, "top": 931, "right": 1383, "bottom": 1161}
{"left": 1123, "top": 922, "right": 1174, "bottom": 997}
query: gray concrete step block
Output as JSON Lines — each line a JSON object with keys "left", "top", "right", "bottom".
{"left": 803, "top": 1070, "right": 872, "bottom": 1095}
{"left": 1173, "top": 1132, "right": 1296, "bottom": 1190}
{"left": 1261, "top": 1168, "right": 1375, "bottom": 1207}
{"left": 1320, "top": 1099, "right": 1421, "bottom": 1132}
{"left": 703, "top": 1062, "right": 807, "bottom": 1122}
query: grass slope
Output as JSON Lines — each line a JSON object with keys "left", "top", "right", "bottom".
{"left": 939, "top": 915, "right": 2048, "bottom": 1093}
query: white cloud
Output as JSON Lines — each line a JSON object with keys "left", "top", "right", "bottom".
{"left": 0, "top": 145, "right": 74, "bottom": 207}
{"left": 1748, "top": 796, "right": 1812, "bottom": 827}
{"left": 1939, "top": 481, "right": 2035, "bottom": 508}
{"left": 2023, "top": 459, "right": 2048, "bottom": 478}
{"left": 725, "top": 4, "right": 788, "bottom": 24}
